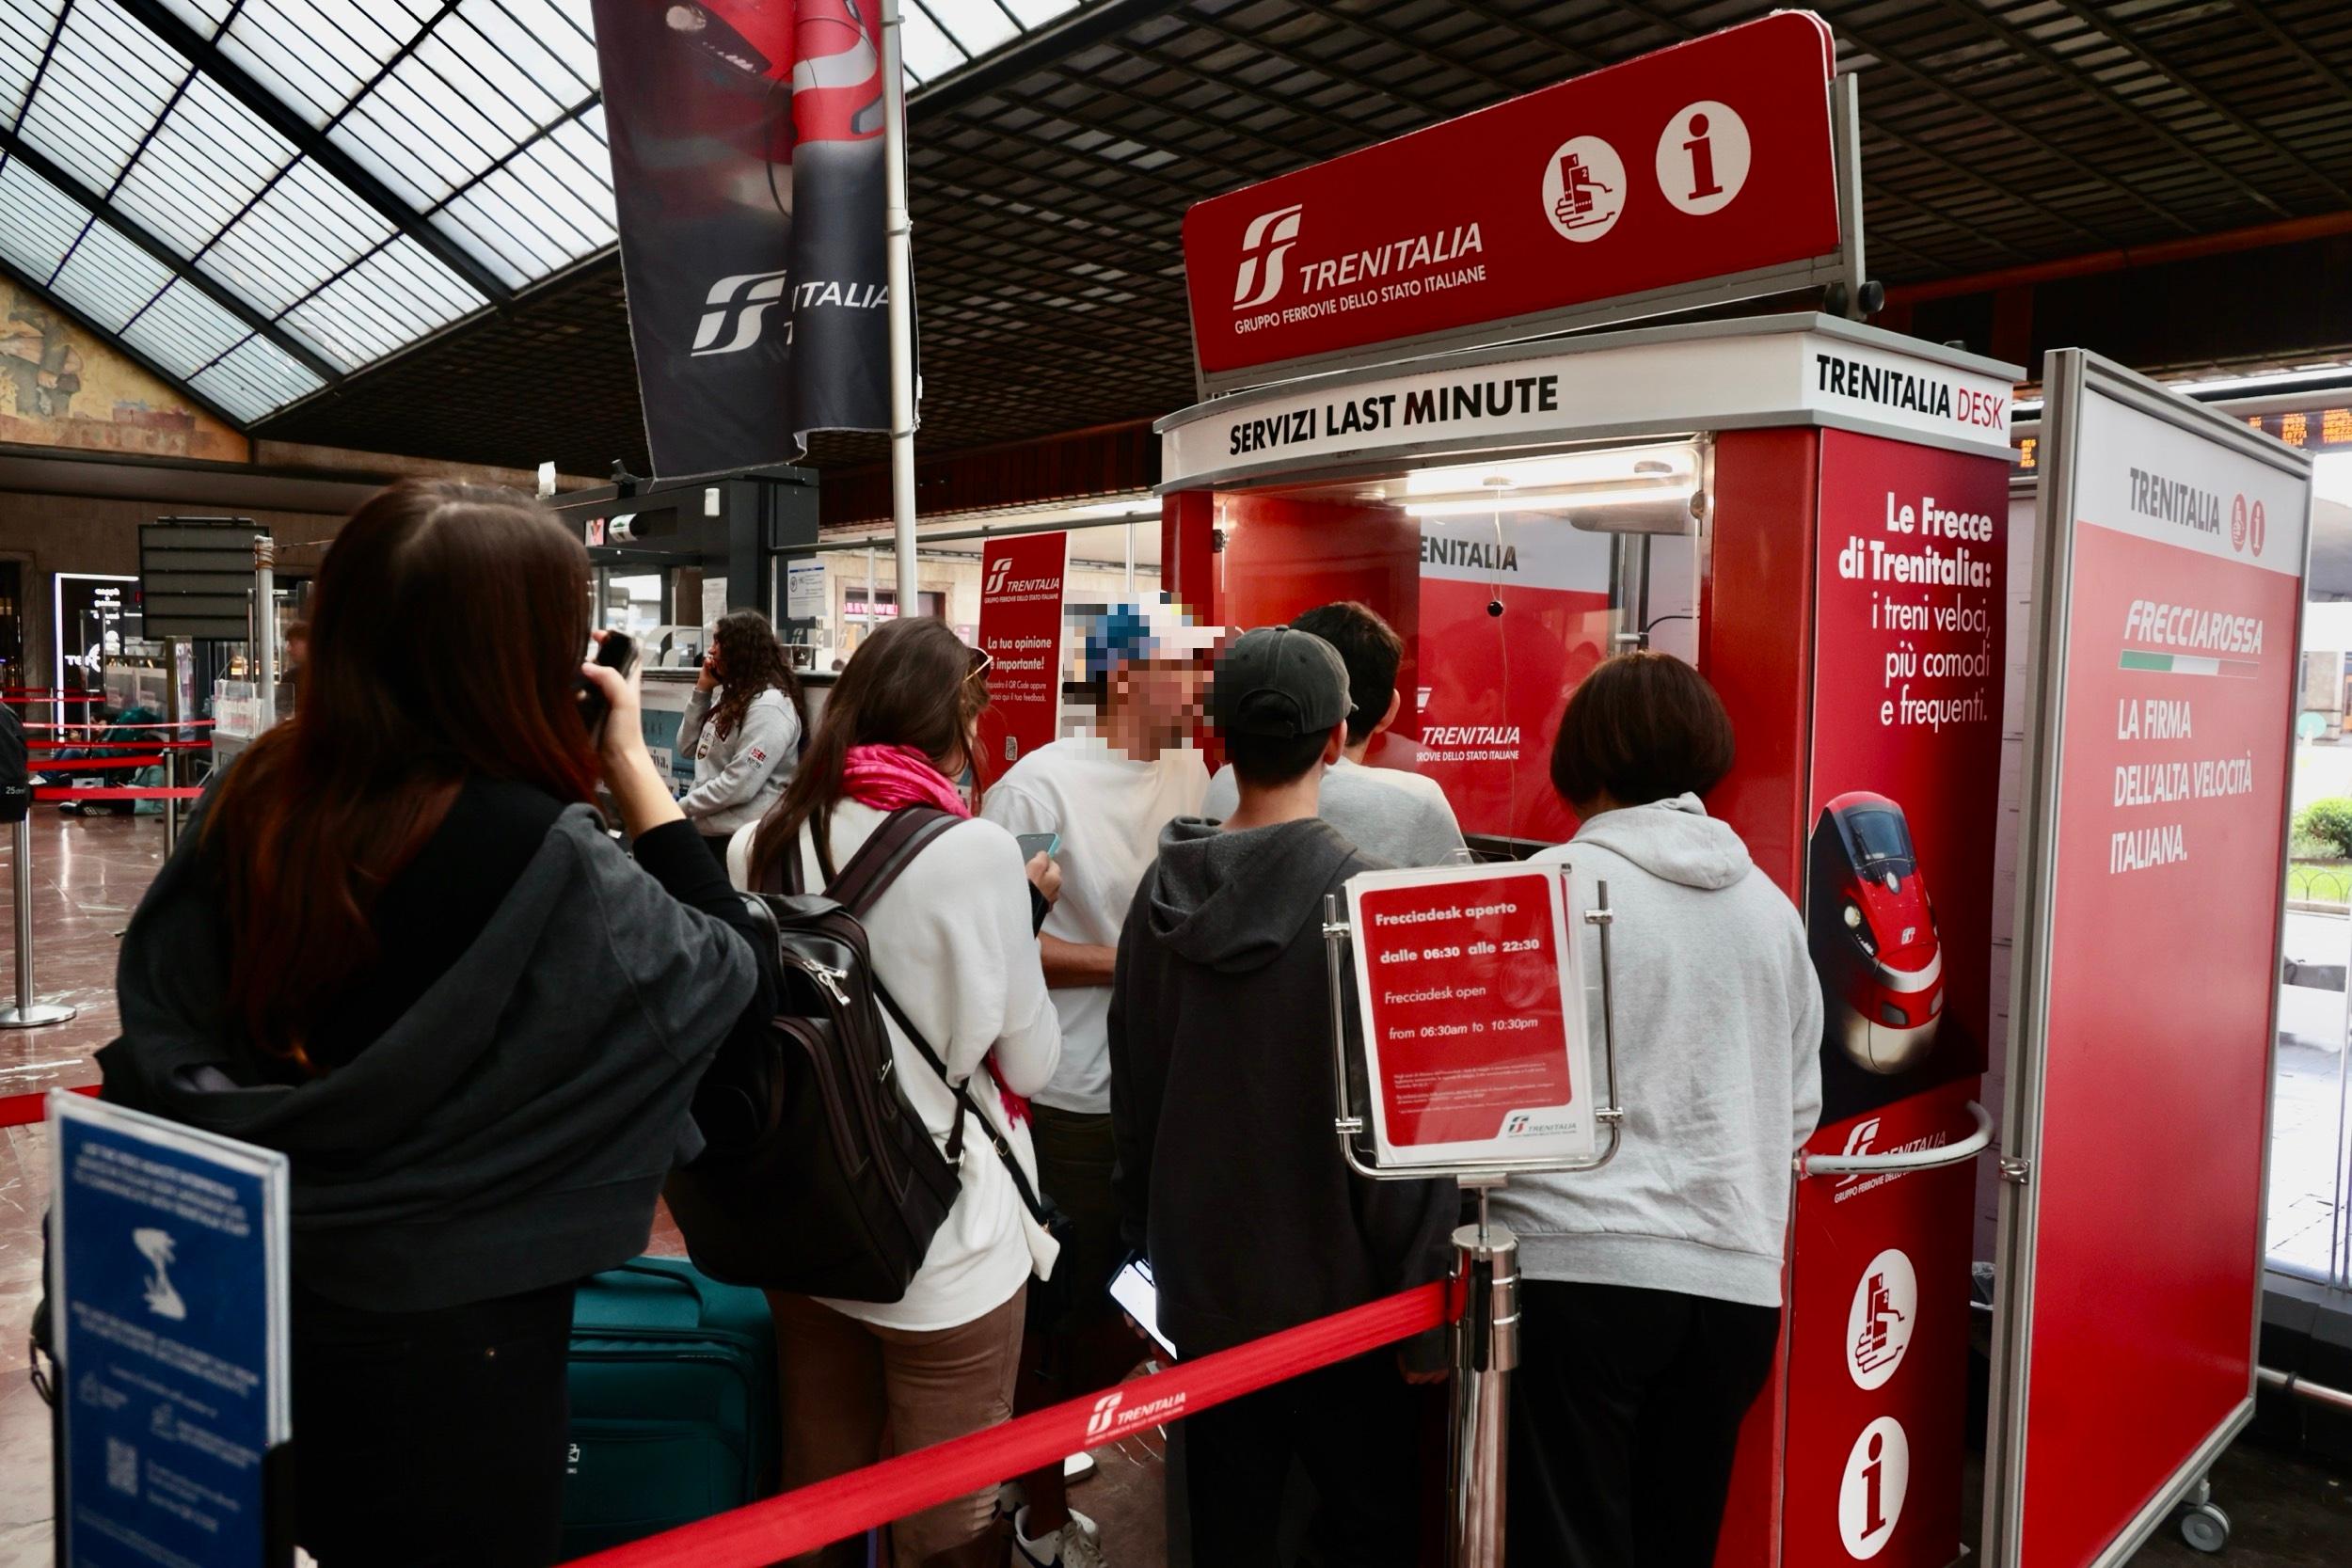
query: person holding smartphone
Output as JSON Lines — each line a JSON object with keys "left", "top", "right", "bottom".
{"left": 98, "top": 479, "right": 779, "bottom": 1568}
{"left": 978, "top": 601, "right": 1216, "bottom": 1568}
{"left": 677, "top": 609, "right": 807, "bottom": 867}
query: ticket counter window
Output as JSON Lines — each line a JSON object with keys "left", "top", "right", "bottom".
{"left": 1210, "top": 441, "right": 1703, "bottom": 849}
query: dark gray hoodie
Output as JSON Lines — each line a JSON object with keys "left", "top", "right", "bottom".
{"left": 99, "top": 806, "right": 755, "bottom": 1312}
{"left": 1108, "top": 816, "right": 1457, "bottom": 1357}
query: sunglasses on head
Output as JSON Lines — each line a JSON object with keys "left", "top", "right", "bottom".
{"left": 965, "top": 645, "right": 993, "bottom": 685}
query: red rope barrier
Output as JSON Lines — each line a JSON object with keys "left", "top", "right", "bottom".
{"left": 0, "top": 1085, "right": 98, "bottom": 1127}
{"left": 31, "top": 786, "right": 204, "bottom": 800}
{"left": 562, "top": 1281, "right": 1451, "bottom": 1568}
{"left": 25, "top": 738, "right": 213, "bottom": 751}
{"left": 23, "top": 720, "right": 215, "bottom": 732}
{"left": 27, "top": 756, "right": 166, "bottom": 771}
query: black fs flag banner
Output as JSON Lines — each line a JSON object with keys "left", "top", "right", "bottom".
{"left": 592, "top": 0, "right": 898, "bottom": 477}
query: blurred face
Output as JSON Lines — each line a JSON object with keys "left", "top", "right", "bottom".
{"left": 1106, "top": 658, "right": 1203, "bottom": 759}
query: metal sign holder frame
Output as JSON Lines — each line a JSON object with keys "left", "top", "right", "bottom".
{"left": 1319, "top": 865, "right": 1629, "bottom": 1568}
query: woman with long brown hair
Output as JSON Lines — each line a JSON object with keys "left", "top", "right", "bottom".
{"left": 724, "top": 615, "right": 1062, "bottom": 1568}
{"left": 101, "top": 480, "right": 774, "bottom": 1568}
{"left": 679, "top": 607, "right": 807, "bottom": 863}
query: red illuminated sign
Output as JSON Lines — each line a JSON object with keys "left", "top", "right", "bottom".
{"left": 1183, "top": 11, "right": 1840, "bottom": 379}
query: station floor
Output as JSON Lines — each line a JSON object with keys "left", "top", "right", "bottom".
{"left": 0, "top": 813, "right": 2344, "bottom": 1565}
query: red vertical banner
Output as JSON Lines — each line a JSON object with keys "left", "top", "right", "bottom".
{"left": 974, "top": 532, "right": 1068, "bottom": 786}
{"left": 1989, "top": 356, "right": 2312, "bottom": 1568}
{"left": 1781, "top": 430, "right": 2010, "bottom": 1568}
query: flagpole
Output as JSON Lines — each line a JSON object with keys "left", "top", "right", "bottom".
{"left": 879, "top": 0, "right": 918, "bottom": 609}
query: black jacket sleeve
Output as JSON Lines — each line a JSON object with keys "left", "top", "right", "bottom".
{"left": 633, "top": 819, "right": 778, "bottom": 1095}
{"left": 1107, "top": 875, "right": 1164, "bottom": 1257}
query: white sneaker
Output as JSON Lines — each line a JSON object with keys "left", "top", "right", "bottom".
{"left": 1011, "top": 1504, "right": 1107, "bottom": 1568}
{"left": 1063, "top": 1449, "right": 1097, "bottom": 1483}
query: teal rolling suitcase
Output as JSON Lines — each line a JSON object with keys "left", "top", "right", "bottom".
{"left": 562, "top": 1258, "right": 780, "bottom": 1554}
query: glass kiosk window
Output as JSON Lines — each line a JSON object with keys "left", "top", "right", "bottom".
{"left": 1210, "top": 441, "right": 1704, "bottom": 850}
{"left": 601, "top": 571, "right": 668, "bottom": 636}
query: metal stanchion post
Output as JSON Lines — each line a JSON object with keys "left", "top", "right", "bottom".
{"left": 0, "top": 817, "right": 76, "bottom": 1029}
{"left": 1449, "top": 1186, "right": 1518, "bottom": 1568}
{"left": 162, "top": 749, "right": 179, "bottom": 856}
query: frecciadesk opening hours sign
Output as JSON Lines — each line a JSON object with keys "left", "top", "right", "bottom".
{"left": 1182, "top": 10, "right": 1842, "bottom": 385}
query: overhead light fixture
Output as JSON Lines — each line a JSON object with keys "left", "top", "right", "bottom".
{"left": 1400, "top": 442, "right": 1703, "bottom": 533}
{"left": 1400, "top": 442, "right": 1699, "bottom": 498}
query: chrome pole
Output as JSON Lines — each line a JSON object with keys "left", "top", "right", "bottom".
{"left": 878, "top": 0, "right": 919, "bottom": 605}
{"left": 0, "top": 817, "right": 76, "bottom": 1029}
{"left": 162, "top": 748, "right": 179, "bottom": 857}
{"left": 253, "top": 535, "right": 278, "bottom": 732}
{"left": 1449, "top": 1212, "right": 1518, "bottom": 1568}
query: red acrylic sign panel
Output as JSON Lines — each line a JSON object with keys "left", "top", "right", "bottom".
{"left": 1355, "top": 869, "right": 1573, "bottom": 1146}
{"left": 1772, "top": 430, "right": 2008, "bottom": 1568}
{"left": 1183, "top": 11, "right": 1838, "bottom": 376}
{"left": 2015, "top": 419, "right": 2300, "bottom": 1565}
{"left": 974, "top": 531, "right": 1068, "bottom": 785}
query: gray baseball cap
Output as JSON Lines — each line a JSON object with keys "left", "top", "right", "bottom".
{"left": 1212, "top": 626, "right": 1352, "bottom": 739}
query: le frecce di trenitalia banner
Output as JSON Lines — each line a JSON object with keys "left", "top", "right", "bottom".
{"left": 593, "top": 0, "right": 897, "bottom": 478}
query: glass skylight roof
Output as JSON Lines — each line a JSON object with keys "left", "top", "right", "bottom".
{"left": 0, "top": 0, "right": 1089, "bottom": 427}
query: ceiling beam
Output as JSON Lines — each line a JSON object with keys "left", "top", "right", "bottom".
{"left": 1914, "top": 0, "right": 2295, "bottom": 219}
{"left": 2037, "top": 0, "right": 2352, "bottom": 208}
{"left": 114, "top": 0, "right": 516, "bottom": 305}
{"left": 0, "top": 124, "right": 342, "bottom": 384}
{"left": 0, "top": 254, "right": 250, "bottom": 431}
{"left": 910, "top": 0, "right": 1195, "bottom": 120}
{"left": 1828, "top": 12, "right": 2196, "bottom": 242}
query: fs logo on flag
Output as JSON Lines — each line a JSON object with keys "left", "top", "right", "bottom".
{"left": 984, "top": 557, "right": 1012, "bottom": 594}
{"left": 1232, "top": 204, "right": 1304, "bottom": 309}
{"left": 691, "top": 270, "right": 792, "bottom": 356}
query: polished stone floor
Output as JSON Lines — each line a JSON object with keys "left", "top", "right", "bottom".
{"left": 0, "top": 812, "right": 2340, "bottom": 1566}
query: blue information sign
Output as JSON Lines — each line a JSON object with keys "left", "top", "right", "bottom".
{"left": 52, "top": 1091, "right": 290, "bottom": 1567}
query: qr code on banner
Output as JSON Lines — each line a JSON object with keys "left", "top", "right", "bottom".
{"left": 105, "top": 1436, "right": 138, "bottom": 1496}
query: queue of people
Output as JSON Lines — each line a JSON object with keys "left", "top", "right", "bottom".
{"left": 89, "top": 478, "right": 1820, "bottom": 1568}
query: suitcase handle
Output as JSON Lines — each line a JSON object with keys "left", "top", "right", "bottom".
{"left": 600, "top": 1259, "right": 708, "bottom": 1311}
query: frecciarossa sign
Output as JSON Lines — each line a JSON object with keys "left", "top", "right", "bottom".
{"left": 1183, "top": 11, "right": 1841, "bottom": 378}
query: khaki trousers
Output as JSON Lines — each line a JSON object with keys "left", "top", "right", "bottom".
{"left": 767, "top": 1286, "right": 1027, "bottom": 1568}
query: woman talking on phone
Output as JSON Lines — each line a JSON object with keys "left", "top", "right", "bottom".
{"left": 99, "top": 479, "right": 776, "bottom": 1568}
{"left": 679, "top": 609, "right": 808, "bottom": 865}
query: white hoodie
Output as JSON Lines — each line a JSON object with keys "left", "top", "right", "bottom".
{"left": 1489, "top": 794, "right": 1822, "bottom": 1307}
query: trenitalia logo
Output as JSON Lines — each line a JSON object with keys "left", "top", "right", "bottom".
{"left": 1083, "top": 1386, "right": 1188, "bottom": 1440}
{"left": 1232, "top": 204, "right": 1304, "bottom": 309}
{"left": 691, "top": 269, "right": 790, "bottom": 356}
{"left": 1835, "top": 1118, "right": 1883, "bottom": 1189}
{"left": 984, "top": 557, "right": 1011, "bottom": 594}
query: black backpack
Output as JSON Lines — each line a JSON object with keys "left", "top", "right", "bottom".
{"left": 665, "top": 808, "right": 969, "bottom": 1301}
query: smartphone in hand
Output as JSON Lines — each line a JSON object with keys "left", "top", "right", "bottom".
{"left": 1014, "top": 832, "right": 1060, "bottom": 863}
{"left": 578, "top": 631, "right": 638, "bottom": 735}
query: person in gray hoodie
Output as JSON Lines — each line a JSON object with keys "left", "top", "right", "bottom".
{"left": 1492, "top": 650, "right": 1822, "bottom": 1568}
{"left": 1110, "top": 626, "right": 1457, "bottom": 1568}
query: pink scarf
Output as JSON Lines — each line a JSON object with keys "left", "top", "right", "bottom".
{"left": 837, "top": 744, "right": 1028, "bottom": 1126}
{"left": 839, "top": 744, "right": 970, "bottom": 817}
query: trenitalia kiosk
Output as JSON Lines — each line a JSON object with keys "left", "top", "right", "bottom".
{"left": 1161, "top": 312, "right": 2016, "bottom": 1568}
{"left": 1153, "top": 13, "right": 2016, "bottom": 1567}
{"left": 1154, "top": 15, "right": 2311, "bottom": 1563}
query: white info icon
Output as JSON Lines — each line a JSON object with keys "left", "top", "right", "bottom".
{"left": 1656, "top": 101, "right": 1751, "bottom": 215}
{"left": 1838, "top": 1416, "right": 1910, "bottom": 1560}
